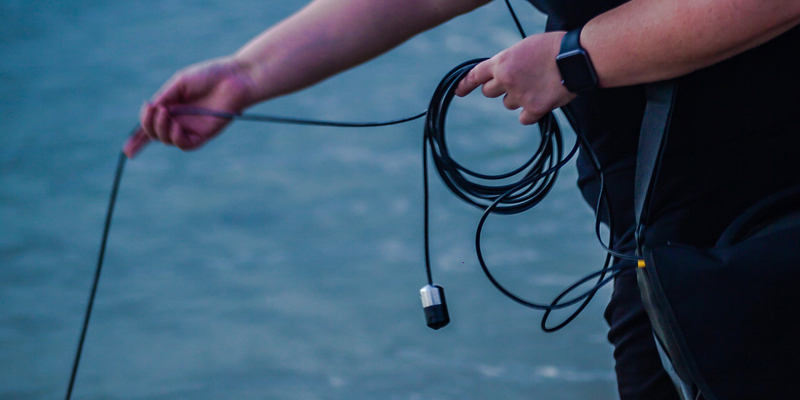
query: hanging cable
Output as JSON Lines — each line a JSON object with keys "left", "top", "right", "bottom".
{"left": 63, "top": 109, "right": 431, "bottom": 400}
{"left": 64, "top": 149, "right": 127, "bottom": 400}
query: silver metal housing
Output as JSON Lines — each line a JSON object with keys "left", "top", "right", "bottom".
{"left": 420, "top": 284, "right": 442, "bottom": 307}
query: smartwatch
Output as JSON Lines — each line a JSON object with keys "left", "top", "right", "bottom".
{"left": 555, "top": 27, "right": 598, "bottom": 93}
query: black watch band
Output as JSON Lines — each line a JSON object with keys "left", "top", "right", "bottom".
{"left": 556, "top": 27, "right": 598, "bottom": 93}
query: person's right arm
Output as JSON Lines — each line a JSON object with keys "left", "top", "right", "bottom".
{"left": 126, "top": 0, "right": 491, "bottom": 157}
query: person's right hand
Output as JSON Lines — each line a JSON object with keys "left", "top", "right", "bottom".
{"left": 124, "top": 57, "right": 257, "bottom": 158}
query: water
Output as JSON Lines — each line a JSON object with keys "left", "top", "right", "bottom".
{"left": 1, "top": 1, "right": 618, "bottom": 399}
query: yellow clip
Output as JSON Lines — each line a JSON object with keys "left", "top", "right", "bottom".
{"left": 637, "top": 259, "right": 646, "bottom": 268}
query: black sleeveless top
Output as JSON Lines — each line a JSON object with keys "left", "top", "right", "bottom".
{"left": 525, "top": 0, "right": 800, "bottom": 249}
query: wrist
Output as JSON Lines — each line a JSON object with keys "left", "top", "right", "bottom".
{"left": 555, "top": 27, "right": 599, "bottom": 93}
{"left": 229, "top": 53, "right": 269, "bottom": 107}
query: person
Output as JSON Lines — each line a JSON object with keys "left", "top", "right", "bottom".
{"left": 124, "top": 0, "right": 800, "bottom": 399}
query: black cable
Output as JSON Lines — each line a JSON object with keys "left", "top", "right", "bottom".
{"left": 68, "top": 4, "right": 637, "bottom": 396}
{"left": 170, "top": 106, "right": 427, "bottom": 128}
{"left": 466, "top": 106, "right": 635, "bottom": 330}
{"left": 167, "top": 72, "right": 620, "bottom": 327}
{"left": 65, "top": 149, "right": 127, "bottom": 400}
{"left": 419, "top": 57, "right": 626, "bottom": 333}
{"left": 167, "top": 1, "right": 630, "bottom": 329}
{"left": 64, "top": 109, "right": 431, "bottom": 400}
{"left": 168, "top": 79, "right": 622, "bottom": 319}
{"left": 65, "top": 107, "right": 429, "bottom": 395}
{"left": 504, "top": 0, "right": 527, "bottom": 38}
{"left": 67, "top": 79, "right": 624, "bottom": 400}
{"left": 419, "top": 0, "right": 636, "bottom": 331}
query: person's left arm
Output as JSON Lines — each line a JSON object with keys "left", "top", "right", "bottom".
{"left": 455, "top": 0, "right": 800, "bottom": 125}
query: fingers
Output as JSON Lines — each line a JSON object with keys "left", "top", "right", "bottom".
{"left": 140, "top": 102, "right": 157, "bottom": 140}
{"left": 450, "top": 59, "right": 538, "bottom": 124}
{"left": 455, "top": 59, "right": 517, "bottom": 107}
{"left": 169, "top": 116, "right": 203, "bottom": 150}
{"left": 134, "top": 62, "right": 236, "bottom": 156}
{"left": 139, "top": 74, "right": 200, "bottom": 151}
{"left": 519, "top": 108, "right": 543, "bottom": 126}
{"left": 481, "top": 79, "right": 505, "bottom": 98}
{"left": 139, "top": 102, "right": 200, "bottom": 150}
{"left": 154, "top": 105, "right": 173, "bottom": 144}
{"left": 502, "top": 94, "right": 520, "bottom": 110}
{"left": 156, "top": 105, "right": 202, "bottom": 150}
{"left": 154, "top": 75, "right": 187, "bottom": 105}
{"left": 138, "top": 74, "right": 186, "bottom": 143}
{"left": 455, "top": 59, "right": 495, "bottom": 97}
{"left": 123, "top": 127, "right": 151, "bottom": 159}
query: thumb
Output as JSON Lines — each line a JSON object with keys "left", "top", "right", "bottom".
{"left": 153, "top": 75, "right": 189, "bottom": 105}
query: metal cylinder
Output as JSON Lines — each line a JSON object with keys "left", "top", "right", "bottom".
{"left": 420, "top": 284, "right": 450, "bottom": 330}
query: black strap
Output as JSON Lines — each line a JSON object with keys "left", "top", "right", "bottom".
{"left": 560, "top": 27, "right": 583, "bottom": 54}
{"left": 634, "top": 80, "right": 678, "bottom": 253}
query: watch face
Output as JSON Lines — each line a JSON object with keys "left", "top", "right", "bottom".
{"left": 556, "top": 51, "right": 598, "bottom": 93}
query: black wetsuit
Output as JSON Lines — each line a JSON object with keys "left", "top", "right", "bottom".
{"left": 524, "top": 1, "right": 800, "bottom": 398}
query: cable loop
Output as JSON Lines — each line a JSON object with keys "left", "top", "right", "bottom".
{"left": 421, "top": 58, "right": 632, "bottom": 331}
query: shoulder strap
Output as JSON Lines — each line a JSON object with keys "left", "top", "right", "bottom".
{"left": 634, "top": 80, "right": 678, "bottom": 253}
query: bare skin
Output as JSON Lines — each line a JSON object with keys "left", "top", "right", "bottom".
{"left": 453, "top": 31, "right": 574, "bottom": 126}
{"left": 453, "top": 0, "right": 800, "bottom": 124}
{"left": 126, "top": 0, "right": 492, "bottom": 157}
{"left": 126, "top": 0, "right": 800, "bottom": 158}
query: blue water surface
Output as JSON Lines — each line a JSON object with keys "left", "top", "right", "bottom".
{"left": 1, "top": 1, "right": 618, "bottom": 399}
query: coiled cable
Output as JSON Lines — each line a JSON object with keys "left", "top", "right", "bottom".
{"left": 421, "top": 58, "right": 631, "bottom": 332}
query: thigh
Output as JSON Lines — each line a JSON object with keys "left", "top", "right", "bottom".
{"left": 604, "top": 267, "right": 680, "bottom": 400}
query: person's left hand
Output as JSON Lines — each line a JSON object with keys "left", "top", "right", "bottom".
{"left": 455, "top": 31, "right": 576, "bottom": 125}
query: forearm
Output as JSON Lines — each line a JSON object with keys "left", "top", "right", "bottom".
{"left": 234, "top": 0, "right": 491, "bottom": 105}
{"left": 581, "top": 0, "right": 800, "bottom": 88}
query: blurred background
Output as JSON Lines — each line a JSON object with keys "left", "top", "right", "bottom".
{"left": 0, "top": 0, "right": 618, "bottom": 399}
